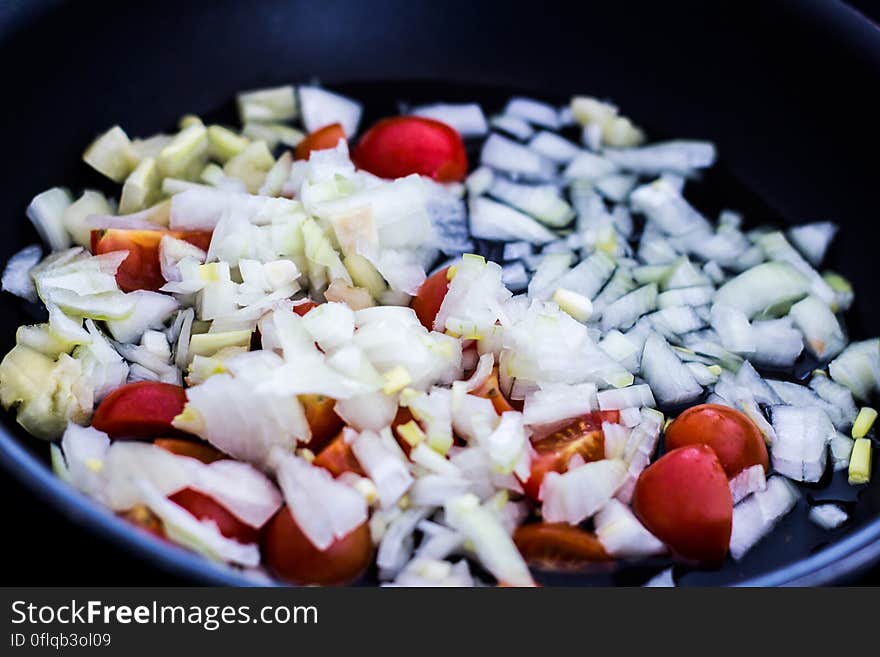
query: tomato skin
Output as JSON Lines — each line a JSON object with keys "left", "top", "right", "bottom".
{"left": 299, "top": 394, "right": 344, "bottom": 453}
{"left": 313, "top": 431, "right": 365, "bottom": 477}
{"left": 632, "top": 445, "right": 733, "bottom": 565}
{"left": 92, "top": 382, "right": 188, "bottom": 439}
{"left": 262, "top": 505, "right": 373, "bottom": 585}
{"left": 92, "top": 228, "right": 212, "bottom": 292}
{"left": 294, "top": 123, "right": 346, "bottom": 160}
{"left": 154, "top": 438, "right": 226, "bottom": 464}
{"left": 522, "top": 411, "right": 619, "bottom": 500}
{"left": 411, "top": 266, "right": 450, "bottom": 331}
{"left": 665, "top": 403, "right": 769, "bottom": 478}
{"left": 353, "top": 116, "right": 468, "bottom": 182}
{"left": 292, "top": 300, "right": 318, "bottom": 317}
{"left": 471, "top": 367, "right": 516, "bottom": 414}
{"left": 169, "top": 488, "right": 261, "bottom": 544}
{"left": 514, "top": 523, "right": 611, "bottom": 571}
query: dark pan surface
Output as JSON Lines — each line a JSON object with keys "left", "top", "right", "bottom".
{"left": 1, "top": 0, "right": 879, "bottom": 585}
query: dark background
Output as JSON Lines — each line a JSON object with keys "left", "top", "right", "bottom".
{"left": 2, "top": 0, "right": 880, "bottom": 585}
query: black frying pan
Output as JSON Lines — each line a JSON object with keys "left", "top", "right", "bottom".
{"left": 1, "top": 0, "right": 879, "bottom": 586}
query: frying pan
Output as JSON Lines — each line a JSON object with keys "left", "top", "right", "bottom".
{"left": 1, "top": 0, "right": 879, "bottom": 586}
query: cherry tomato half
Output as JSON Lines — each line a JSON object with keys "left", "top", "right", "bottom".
{"left": 353, "top": 116, "right": 468, "bottom": 182}
{"left": 168, "top": 488, "right": 260, "bottom": 544}
{"left": 513, "top": 523, "right": 611, "bottom": 571}
{"left": 664, "top": 403, "right": 769, "bottom": 478}
{"left": 523, "top": 411, "right": 619, "bottom": 500}
{"left": 299, "top": 394, "right": 345, "bottom": 453}
{"left": 632, "top": 445, "right": 733, "bottom": 565}
{"left": 411, "top": 266, "right": 450, "bottom": 331}
{"left": 294, "top": 123, "right": 346, "bottom": 160}
{"left": 91, "top": 381, "right": 188, "bottom": 439}
{"left": 92, "top": 228, "right": 212, "bottom": 292}
{"left": 262, "top": 505, "right": 373, "bottom": 585}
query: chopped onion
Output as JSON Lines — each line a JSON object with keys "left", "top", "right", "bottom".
{"left": 2, "top": 244, "right": 42, "bottom": 302}
{"left": 350, "top": 429, "right": 413, "bottom": 509}
{"left": 527, "top": 131, "right": 581, "bottom": 163}
{"left": 540, "top": 458, "right": 626, "bottom": 523}
{"left": 27, "top": 188, "right": 74, "bottom": 252}
{"left": 479, "top": 134, "right": 556, "bottom": 181}
{"left": 594, "top": 498, "right": 666, "bottom": 557}
{"left": 604, "top": 140, "right": 716, "bottom": 176}
{"left": 503, "top": 97, "right": 560, "bottom": 129}
{"left": 770, "top": 406, "right": 834, "bottom": 482}
{"left": 808, "top": 503, "right": 848, "bottom": 530}
{"left": 410, "top": 103, "right": 488, "bottom": 137}
{"left": 729, "top": 464, "right": 767, "bottom": 504}
{"left": 729, "top": 476, "right": 799, "bottom": 561}
{"left": 640, "top": 332, "right": 703, "bottom": 406}
{"left": 298, "top": 86, "right": 362, "bottom": 136}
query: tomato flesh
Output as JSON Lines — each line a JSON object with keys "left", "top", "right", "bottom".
{"left": 411, "top": 266, "right": 450, "bottom": 331}
{"left": 91, "top": 381, "right": 188, "bottom": 439}
{"left": 299, "top": 394, "right": 344, "bottom": 453}
{"left": 262, "top": 505, "right": 372, "bottom": 585}
{"left": 292, "top": 300, "right": 318, "bottom": 317}
{"left": 295, "top": 123, "right": 346, "bottom": 160}
{"left": 353, "top": 116, "right": 468, "bottom": 182}
{"left": 168, "top": 488, "right": 260, "bottom": 544}
{"left": 513, "top": 523, "right": 611, "bottom": 571}
{"left": 92, "top": 228, "right": 212, "bottom": 292}
{"left": 312, "top": 431, "right": 365, "bottom": 477}
{"left": 471, "top": 367, "right": 516, "bottom": 414}
{"left": 664, "top": 403, "right": 769, "bottom": 478}
{"left": 632, "top": 444, "right": 733, "bottom": 565}
{"left": 154, "top": 438, "right": 226, "bottom": 464}
{"left": 522, "top": 411, "right": 619, "bottom": 500}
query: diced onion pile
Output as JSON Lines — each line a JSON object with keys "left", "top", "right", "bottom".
{"left": 1, "top": 84, "right": 876, "bottom": 587}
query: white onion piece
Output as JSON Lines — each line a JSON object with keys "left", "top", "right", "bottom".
{"left": 444, "top": 493, "right": 534, "bottom": 586}
{"left": 190, "top": 459, "right": 283, "bottom": 529}
{"left": 808, "top": 504, "right": 848, "bottom": 530}
{"left": 594, "top": 499, "right": 666, "bottom": 557}
{"left": 175, "top": 373, "right": 310, "bottom": 469}
{"left": 298, "top": 86, "right": 362, "bottom": 136}
{"left": 604, "top": 140, "right": 716, "bottom": 176}
{"left": 350, "top": 429, "right": 413, "bottom": 509}
{"left": 522, "top": 382, "right": 597, "bottom": 425}
{"left": 27, "top": 187, "right": 73, "bottom": 252}
{"left": 503, "top": 97, "right": 560, "bottom": 129}
{"left": 597, "top": 384, "right": 656, "bottom": 410}
{"left": 137, "top": 478, "right": 260, "bottom": 567}
{"left": 788, "top": 221, "right": 837, "bottom": 267}
{"left": 729, "top": 464, "right": 767, "bottom": 505}
{"left": 540, "top": 459, "right": 626, "bottom": 523}
{"left": 489, "top": 115, "right": 534, "bottom": 140}
{"left": 2, "top": 244, "right": 41, "bottom": 302}
{"left": 410, "top": 103, "right": 488, "bottom": 137}
{"left": 527, "top": 131, "right": 581, "bottom": 163}
{"left": 562, "top": 151, "right": 618, "bottom": 180}
{"left": 643, "top": 568, "right": 676, "bottom": 587}
{"left": 105, "top": 291, "right": 179, "bottom": 344}
{"left": 272, "top": 451, "right": 368, "bottom": 551}
{"left": 729, "top": 476, "right": 799, "bottom": 561}
{"left": 640, "top": 332, "right": 703, "bottom": 407}
{"left": 770, "top": 405, "right": 834, "bottom": 482}
{"left": 828, "top": 339, "right": 880, "bottom": 402}
{"left": 479, "top": 134, "right": 556, "bottom": 181}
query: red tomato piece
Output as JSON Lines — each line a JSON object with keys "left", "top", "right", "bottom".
{"left": 353, "top": 116, "right": 468, "bottom": 182}
{"left": 294, "top": 123, "right": 346, "bottom": 160}
{"left": 522, "top": 411, "right": 618, "bottom": 500}
{"left": 91, "top": 228, "right": 212, "bottom": 292}
{"left": 513, "top": 523, "right": 611, "bottom": 571}
{"left": 299, "top": 394, "right": 344, "bottom": 453}
{"left": 292, "top": 300, "right": 318, "bottom": 317}
{"left": 411, "top": 266, "right": 450, "bottom": 331}
{"left": 153, "top": 438, "right": 226, "bottom": 464}
{"left": 312, "top": 431, "right": 365, "bottom": 477}
{"left": 632, "top": 444, "right": 733, "bottom": 565}
{"left": 262, "top": 505, "right": 373, "bottom": 585}
{"left": 664, "top": 403, "right": 769, "bottom": 478}
{"left": 168, "top": 488, "right": 260, "bottom": 544}
{"left": 471, "top": 367, "right": 516, "bottom": 415}
{"left": 91, "top": 381, "right": 188, "bottom": 439}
